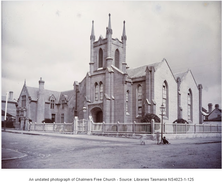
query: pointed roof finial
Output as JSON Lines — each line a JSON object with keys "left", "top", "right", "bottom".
{"left": 106, "top": 13, "right": 112, "bottom": 37}
{"left": 24, "top": 79, "right": 26, "bottom": 86}
{"left": 108, "top": 13, "right": 111, "bottom": 29}
{"left": 121, "top": 20, "right": 127, "bottom": 41}
{"left": 90, "top": 20, "right": 95, "bottom": 40}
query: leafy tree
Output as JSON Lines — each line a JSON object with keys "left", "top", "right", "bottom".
{"left": 42, "top": 118, "right": 54, "bottom": 123}
{"left": 173, "top": 118, "right": 189, "bottom": 124}
{"left": 141, "top": 113, "right": 161, "bottom": 123}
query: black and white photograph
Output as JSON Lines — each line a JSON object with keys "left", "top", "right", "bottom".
{"left": 1, "top": 0, "right": 221, "bottom": 183}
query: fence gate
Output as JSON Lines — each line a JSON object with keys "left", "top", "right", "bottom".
{"left": 77, "top": 119, "right": 88, "bottom": 134}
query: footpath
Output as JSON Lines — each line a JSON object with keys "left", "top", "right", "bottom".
{"left": 2, "top": 128, "right": 221, "bottom": 161}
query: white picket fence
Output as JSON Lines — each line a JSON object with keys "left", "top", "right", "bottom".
{"left": 26, "top": 119, "right": 221, "bottom": 135}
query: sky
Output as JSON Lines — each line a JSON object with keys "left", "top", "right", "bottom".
{"left": 1, "top": 1, "right": 221, "bottom": 109}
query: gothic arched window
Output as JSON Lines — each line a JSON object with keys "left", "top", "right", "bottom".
{"left": 100, "top": 82, "right": 103, "bottom": 101}
{"left": 95, "top": 83, "right": 99, "bottom": 101}
{"left": 49, "top": 95, "right": 56, "bottom": 109}
{"left": 22, "top": 95, "right": 26, "bottom": 107}
{"left": 115, "top": 49, "right": 120, "bottom": 68}
{"left": 162, "top": 81, "right": 168, "bottom": 117}
{"left": 126, "top": 90, "right": 129, "bottom": 113}
{"left": 50, "top": 99, "right": 55, "bottom": 109}
{"left": 99, "top": 48, "right": 103, "bottom": 68}
{"left": 137, "top": 85, "right": 142, "bottom": 116}
{"left": 188, "top": 89, "right": 193, "bottom": 121}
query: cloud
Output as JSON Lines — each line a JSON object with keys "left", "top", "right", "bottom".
{"left": 56, "top": 10, "right": 60, "bottom": 17}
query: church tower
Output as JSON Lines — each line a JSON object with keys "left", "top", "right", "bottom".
{"left": 86, "top": 14, "right": 128, "bottom": 123}
{"left": 89, "top": 14, "right": 127, "bottom": 74}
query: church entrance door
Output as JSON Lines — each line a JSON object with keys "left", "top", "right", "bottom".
{"left": 96, "top": 111, "right": 103, "bottom": 122}
{"left": 90, "top": 107, "right": 103, "bottom": 123}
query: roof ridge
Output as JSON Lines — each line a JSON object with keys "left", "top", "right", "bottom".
{"left": 127, "top": 60, "right": 162, "bottom": 70}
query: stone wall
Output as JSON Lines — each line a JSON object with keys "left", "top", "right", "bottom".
{"left": 154, "top": 61, "right": 178, "bottom": 124}
{"left": 113, "top": 70, "right": 125, "bottom": 122}
{"left": 179, "top": 71, "right": 199, "bottom": 124}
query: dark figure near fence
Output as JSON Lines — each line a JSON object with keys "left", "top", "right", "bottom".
{"left": 162, "top": 136, "right": 170, "bottom": 144}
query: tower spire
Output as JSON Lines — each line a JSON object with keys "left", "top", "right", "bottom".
{"left": 108, "top": 13, "right": 111, "bottom": 29}
{"left": 90, "top": 20, "right": 95, "bottom": 41}
{"left": 121, "top": 20, "right": 127, "bottom": 41}
{"left": 106, "top": 13, "right": 112, "bottom": 37}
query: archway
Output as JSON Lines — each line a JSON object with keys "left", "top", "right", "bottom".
{"left": 90, "top": 107, "right": 103, "bottom": 123}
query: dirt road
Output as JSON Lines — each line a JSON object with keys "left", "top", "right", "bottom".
{"left": 2, "top": 131, "right": 221, "bottom": 169}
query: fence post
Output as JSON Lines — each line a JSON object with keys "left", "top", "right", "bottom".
{"left": 43, "top": 122, "right": 45, "bottom": 131}
{"left": 117, "top": 121, "right": 120, "bottom": 132}
{"left": 175, "top": 123, "right": 177, "bottom": 134}
{"left": 87, "top": 119, "right": 91, "bottom": 135}
{"left": 74, "top": 116, "right": 78, "bottom": 134}
{"left": 151, "top": 119, "right": 154, "bottom": 134}
{"left": 133, "top": 121, "right": 136, "bottom": 134}
{"left": 34, "top": 122, "right": 36, "bottom": 131}
{"left": 117, "top": 121, "right": 119, "bottom": 136}
{"left": 27, "top": 121, "right": 30, "bottom": 131}
{"left": 53, "top": 122, "right": 55, "bottom": 132}
{"left": 72, "top": 120, "right": 74, "bottom": 134}
{"left": 63, "top": 122, "right": 66, "bottom": 132}
{"left": 194, "top": 124, "right": 196, "bottom": 134}
{"left": 102, "top": 121, "right": 105, "bottom": 134}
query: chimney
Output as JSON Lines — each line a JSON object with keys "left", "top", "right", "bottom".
{"left": 208, "top": 103, "right": 213, "bottom": 113}
{"left": 8, "top": 91, "right": 13, "bottom": 101}
{"left": 39, "top": 77, "right": 45, "bottom": 92}
{"left": 215, "top": 104, "right": 219, "bottom": 109}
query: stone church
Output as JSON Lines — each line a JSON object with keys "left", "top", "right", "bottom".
{"left": 16, "top": 14, "right": 203, "bottom": 126}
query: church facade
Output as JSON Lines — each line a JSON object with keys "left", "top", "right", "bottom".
{"left": 16, "top": 14, "right": 203, "bottom": 126}
{"left": 74, "top": 14, "right": 203, "bottom": 124}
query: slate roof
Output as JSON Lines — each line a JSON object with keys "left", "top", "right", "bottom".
{"left": 204, "top": 107, "right": 222, "bottom": 121}
{"left": 26, "top": 86, "right": 38, "bottom": 101}
{"left": 174, "top": 71, "right": 188, "bottom": 81}
{"left": 1, "top": 96, "right": 17, "bottom": 103}
{"left": 127, "top": 65, "right": 147, "bottom": 78}
{"left": 174, "top": 70, "right": 198, "bottom": 87}
{"left": 25, "top": 86, "right": 74, "bottom": 104}
{"left": 126, "top": 62, "right": 161, "bottom": 79}
{"left": 61, "top": 90, "right": 75, "bottom": 101}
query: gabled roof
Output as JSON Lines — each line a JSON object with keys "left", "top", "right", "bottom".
{"left": 43, "top": 89, "right": 61, "bottom": 103}
{"left": 205, "top": 108, "right": 222, "bottom": 121}
{"left": 174, "top": 71, "right": 188, "bottom": 81}
{"left": 174, "top": 70, "right": 198, "bottom": 87}
{"left": 26, "top": 86, "right": 38, "bottom": 101}
{"left": 127, "top": 65, "right": 147, "bottom": 78}
{"left": 60, "top": 90, "right": 75, "bottom": 102}
{"left": 126, "top": 61, "right": 161, "bottom": 79}
{"left": 1, "top": 96, "right": 17, "bottom": 103}
{"left": 25, "top": 86, "right": 74, "bottom": 104}
{"left": 208, "top": 108, "right": 222, "bottom": 115}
